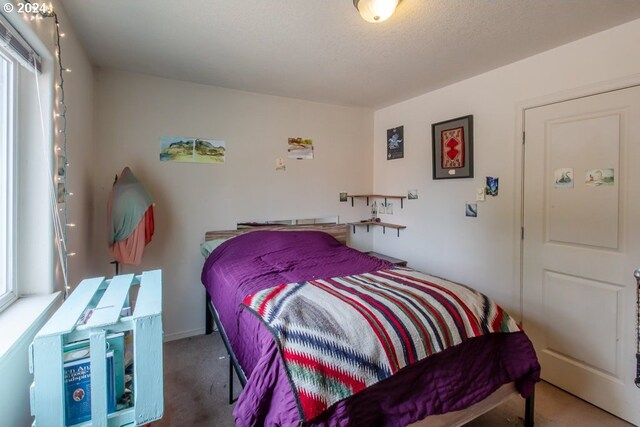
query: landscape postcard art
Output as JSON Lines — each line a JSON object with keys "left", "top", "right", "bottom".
{"left": 160, "top": 136, "right": 225, "bottom": 164}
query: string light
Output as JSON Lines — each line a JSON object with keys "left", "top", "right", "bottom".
{"left": 26, "top": 1, "right": 74, "bottom": 298}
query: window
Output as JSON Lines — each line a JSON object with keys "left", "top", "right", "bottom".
{"left": 0, "top": 46, "right": 16, "bottom": 311}
{"left": 0, "top": 14, "right": 52, "bottom": 315}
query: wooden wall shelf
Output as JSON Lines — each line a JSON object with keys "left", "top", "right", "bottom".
{"left": 348, "top": 221, "right": 406, "bottom": 237}
{"left": 348, "top": 194, "right": 406, "bottom": 208}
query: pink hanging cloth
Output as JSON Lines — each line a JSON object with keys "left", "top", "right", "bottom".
{"left": 107, "top": 167, "right": 155, "bottom": 265}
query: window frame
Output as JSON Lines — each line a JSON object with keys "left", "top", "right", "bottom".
{"left": 0, "top": 45, "right": 17, "bottom": 313}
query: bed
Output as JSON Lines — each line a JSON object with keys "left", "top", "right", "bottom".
{"left": 201, "top": 224, "right": 540, "bottom": 427}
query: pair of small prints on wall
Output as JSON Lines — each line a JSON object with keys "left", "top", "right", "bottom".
{"left": 159, "top": 136, "right": 226, "bottom": 164}
{"left": 554, "top": 168, "right": 614, "bottom": 188}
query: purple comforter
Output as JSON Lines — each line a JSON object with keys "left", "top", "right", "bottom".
{"left": 201, "top": 231, "right": 540, "bottom": 427}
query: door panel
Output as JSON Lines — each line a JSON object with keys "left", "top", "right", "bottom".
{"left": 543, "top": 270, "right": 622, "bottom": 378}
{"left": 546, "top": 113, "right": 621, "bottom": 249}
{"left": 523, "top": 85, "right": 640, "bottom": 425}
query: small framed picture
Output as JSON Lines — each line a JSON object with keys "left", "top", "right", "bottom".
{"left": 465, "top": 202, "right": 478, "bottom": 217}
{"left": 56, "top": 183, "right": 65, "bottom": 203}
{"left": 57, "top": 155, "right": 66, "bottom": 177}
{"left": 486, "top": 176, "right": 499, "bottom": 196}
{"left": 432, "top": 115, "right": 473, "bottom": 179}
{"left": 387, "top": 126, "right": 404, "bottom": 160}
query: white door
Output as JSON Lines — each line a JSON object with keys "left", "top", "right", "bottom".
{"left": 523, "top": 85, "right": 640, "bottom": 425}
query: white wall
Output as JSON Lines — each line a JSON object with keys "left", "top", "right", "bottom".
{"left": 0, "top": 1, "right": 94, "bottom": 426}
{"left": 92, "top": 69, "right": 374, "bottom": 340}
{"left": 372, "top": 18, "right": 640, "bottom": 316}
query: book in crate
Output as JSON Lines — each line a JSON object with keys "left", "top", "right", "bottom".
{"left": 63, "top": 334, "right": 123, "bottom": 426}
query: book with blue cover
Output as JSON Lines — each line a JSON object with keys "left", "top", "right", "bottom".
{"left": 63, "top": 343, "right": 117, "bottom": 426}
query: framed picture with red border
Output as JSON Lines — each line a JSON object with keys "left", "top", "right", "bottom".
{"left": 431, "top": 115, "right": 473, "bottom": 179}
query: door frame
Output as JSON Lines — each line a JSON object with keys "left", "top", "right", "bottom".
{"left": 514, "top": 72, "right": 640, "bottom": 323}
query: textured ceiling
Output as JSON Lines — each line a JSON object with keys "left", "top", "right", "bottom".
{"left": 60, "top": 0, "right": 640, "bottom": 108}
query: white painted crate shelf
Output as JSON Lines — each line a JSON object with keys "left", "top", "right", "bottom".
{"left": 29, "top": 270, "right": 164, "bottom": 427}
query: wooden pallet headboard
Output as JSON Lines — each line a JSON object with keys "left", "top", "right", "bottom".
{"left": 204, "top": 223, "right": 348, "bottom": 245}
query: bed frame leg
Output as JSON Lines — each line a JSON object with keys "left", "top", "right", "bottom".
{"left": 205, "top": 295, "right": 213, "bottom": 335}
{"left": 205, "top": 292, "right": 245, "bottom": 404}
{"left": 524, "top": 387, "right": 535, "bottom": 427}
{"left": 228, "top": 357, "right": 235, "bottom": 404}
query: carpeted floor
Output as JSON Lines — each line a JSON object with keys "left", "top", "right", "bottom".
{"left": 154, "top": 333, "right": 632, "bottom": 427}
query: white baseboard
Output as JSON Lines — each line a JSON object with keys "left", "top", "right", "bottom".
{"left": 163, "top": 327, "right": 205, "bottom": 342}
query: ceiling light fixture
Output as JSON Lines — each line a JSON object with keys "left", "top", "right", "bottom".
{"left": 353, "top": 0, "right": 400, "bottom": 23}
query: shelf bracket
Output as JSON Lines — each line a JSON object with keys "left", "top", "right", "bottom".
{"left": 366, "top": 196, "right": 370, "bottom": 206}
{"left": 366, "top": 224, "right": 370, "bottom": 232}
{"left": 401, "top": 198, "right": 403, "bottom": 209}
{"left": 350, "top": 196, "right": 354, "bottom": 207}
{"left": 352, "top": 225, "right": 356, "bottom": 233}
{"left": 383, "top": 226, "right": 386, "bottom": 234}
{"left": 397, "top": 228, "right": 400, "bottom": 237}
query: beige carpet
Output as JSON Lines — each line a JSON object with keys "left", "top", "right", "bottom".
{"left": 154, "top": 333, "right": 633, "bottom": 427}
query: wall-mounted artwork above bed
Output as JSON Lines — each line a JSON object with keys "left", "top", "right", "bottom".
{"left": 432, "top": 115, "right": 474, "bottom": 179}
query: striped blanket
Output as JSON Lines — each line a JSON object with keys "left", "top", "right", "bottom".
{"left": 242, "top": 268, "right": 521, "bottom": 422}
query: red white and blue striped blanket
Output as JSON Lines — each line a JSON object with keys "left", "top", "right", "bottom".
{"left": 242, "top": 268, "right": 522, "bottom": 422}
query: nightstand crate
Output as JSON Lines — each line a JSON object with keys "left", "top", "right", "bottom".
{"left": 29, "top": 270, "right": 163, "bottom": 427}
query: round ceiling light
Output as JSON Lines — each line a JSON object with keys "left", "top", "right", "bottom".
{"left": 353, "top": 0, "right": 400, "bottom": 23}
